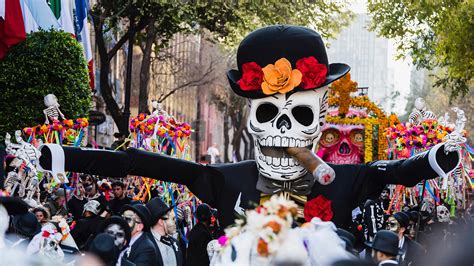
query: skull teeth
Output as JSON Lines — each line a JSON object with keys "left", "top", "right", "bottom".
{"left": 258, "top": 137, "right": 312, "bottom": 148}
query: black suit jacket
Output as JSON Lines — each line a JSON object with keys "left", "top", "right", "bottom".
{"left": 146, "top": 231, "right": 183, "bottom": 266}
{"left": 122, "top": 232, "right": 159, "bottom": 266}
{"left": 39, "top": 144, "right": 459, "bottom": 229}
{"left": 186, "top": 223, "right": 213, "bottom": 266}
{"left": 398, "top": 237, "right": 425, "bottom": 266}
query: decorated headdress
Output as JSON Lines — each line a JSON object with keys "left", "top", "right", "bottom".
{"left": 227, "top": 25, "right": 350, "bottom": 98}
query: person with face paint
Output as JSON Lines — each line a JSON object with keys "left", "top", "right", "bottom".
{"left": 387, "top": 212, "right": 424, "bottom": 266}
{"left": 145, "top": 197, "right": 183, "bottom": 266}
{"left": 67, "top": 181, "right": 87, "bottom": 221}
{"left": 186, "top": 203, "right": 214, "bottom": 266}
{"left": 363, "top": 187, "right": 390, "bottom": 243}
{"left": 32, "top": 206, "right": 50, "bottom": 226}
{"left": 119, "top": 203, "right": 158, "bottom": 266}
{"left": 99, "top": 215, "right": 131, "bottom": 252}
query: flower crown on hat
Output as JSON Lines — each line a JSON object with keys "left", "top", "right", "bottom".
{"left": 237, "top": 56, "right": 327, "bottom": 95}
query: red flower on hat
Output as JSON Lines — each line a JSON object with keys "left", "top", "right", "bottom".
{"left": 304, "top": 195, "right": 333, "bottom": 222}
{"left": 238, "top": 62, "right": 264, "bottom": 91}
{"left": 296, "top": 56, "right": 327, "bottom": 89}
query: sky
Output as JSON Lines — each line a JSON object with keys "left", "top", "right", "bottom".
{"left": 349, "top": 0, "right": 412, "bottom": 115}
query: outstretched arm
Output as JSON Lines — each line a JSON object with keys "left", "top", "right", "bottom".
{"left": 366, "top": 143, "right": 460, "bottom": 188}
{"left": 39, "top": 144, "right": 222, "bottom": 205}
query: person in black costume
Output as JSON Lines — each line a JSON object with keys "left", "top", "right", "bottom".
{"left": 186, "top": 203, "right": 214, "bottom": 266}
{"left": 38, "top": 25, "right": 462, "bottom": 231}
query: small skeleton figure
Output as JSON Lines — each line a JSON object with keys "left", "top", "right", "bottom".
{"left": 148, "top": 100, "right": 174, "bottom": 138}
{"left": 408, "top": 98, "right": 437, "bottom": 125}
{"left": 5, "top": 131, "right": 40, "bottom": 177}
{"left": 43, "top": 94, "right": 66, "bottom": 124}
{"left": 451, "top": 107, "right": 467, "bottom": 133}
{"left": 438, "top": 112, "right": 452, "bottom": 127}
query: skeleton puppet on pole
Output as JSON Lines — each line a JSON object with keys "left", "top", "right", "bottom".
{"left": 38, "top": 25, "right": 462, "bottom": 228}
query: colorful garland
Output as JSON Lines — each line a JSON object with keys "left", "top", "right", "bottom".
{"left": 326, "top": 73, "right": 390, "bottom": 162}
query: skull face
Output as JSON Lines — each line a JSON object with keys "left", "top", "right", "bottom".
{"left": 318, "top": 124, "right": 364, "bottom": 164}
{"left": 387, "top": 216, "right": 400, "bottom": 233}
{"left": 248, "top": 88, "right": 329, "bottom": 181}
{"left": 436, "top": 205, "right": 450, "bottom": 223}
{"left": 105, "top": 224, "right": 126, "bottom": 250}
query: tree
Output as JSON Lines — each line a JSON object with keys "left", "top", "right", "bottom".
{"left": 90, "top": 1, "right": 353, "bottom": 134}
{"left": 367, "top": 0, "right": 473, "bottom": 99}
{"left": 0, "top": 29, "right": 91, "bottom": 136}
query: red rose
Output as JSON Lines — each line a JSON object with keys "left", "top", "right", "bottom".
{"left": 296, "top": 56, "right": 327, "bottom": 89}
{"left": 238, "top": 62, "right": 264, "bottom": 91}
{"left": 304, "top": 195, "right": 333, "bottom": 222}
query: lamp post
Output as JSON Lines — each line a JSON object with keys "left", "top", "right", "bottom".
{"left": 123, "top": 10, "right": 138, "bottom": 134}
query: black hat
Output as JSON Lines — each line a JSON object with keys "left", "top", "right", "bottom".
{"left": 121, "top": 203, "right": 152, "bottom": 232}
{"left": 0, "top": 196, "right": 29, "bottom": 215}
{"left": 365, "top": 230, "right": 401, "bottom": 256}
{"left": 12, "top": 212, "right": 41, "bottom": 238}
{"left": 227, "top": 25, "right": 350, "bottom": 99}
{"left": 99, "top": 215, "right": 132, "bottom": 249}
{"left": 405, "top": 211, "right": 419, "bottom": 222}
{"left": 88, "top": 233, "right": 119, "bottom": 266}
{"left": 392, "top": 212, "right": 410, "bottom": 228}
{"left": 196, "top": 203, "right": 212, "bottom": 222}
{"left": 145, "top": 197, "right": 172, "bottom": 226}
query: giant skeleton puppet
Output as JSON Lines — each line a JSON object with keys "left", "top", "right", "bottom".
{"left": 38, "top": 26, "right": 462, "bottom": 229}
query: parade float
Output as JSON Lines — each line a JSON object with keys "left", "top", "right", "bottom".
{"left": 317, "top": 73, "right": 393, "bottom": 165}
{"left": 3, "top": 95, "right": 200, "bottom": 229}
{"left": 384, "top": 99, "right": 473, "bottom": 216}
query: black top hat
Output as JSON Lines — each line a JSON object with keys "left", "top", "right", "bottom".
{"left": 99, "top": 215, "right": 132, "bottom": 249}
{"left": 88, "top": 233, "right": 119, "bottom": 266}
{"left": 196, "top": 203, "right": 212, "bottom": 222}
{"left": 392, "top": 212, "right": 410, "bottom": 228}
{"left": 227, "top": 25, "right": 350, "bottom": 99}
{"left": 145, "top": 197, "right": 173, "bottom": 226}
{"left": 365, "top": 230, "right": 401, "bottom": 256}
{"left": 12, "top": 212, "right": 41, "bottom": 238}
{"left": 0, "top": 197, "right": 29, "bottom": 215}
{"left": 121, "top": 203, "right": 152, "bottom": 232}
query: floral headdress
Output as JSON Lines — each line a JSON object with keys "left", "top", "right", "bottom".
{"left": 238, "top": 57, "right": 327, "bottom": 95}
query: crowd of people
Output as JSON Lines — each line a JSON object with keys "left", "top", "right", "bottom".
{"left": 1, "top": 173, "right": 222, "bottom": 266}
{"left": 1, "top": 173, "right": 472, "bottom": 265}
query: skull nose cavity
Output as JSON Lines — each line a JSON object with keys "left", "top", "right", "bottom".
{"left": 276, "top": 114, "right": 292, "bottom": 133}
{"left": 339, "top": 142, "right": 351, "bottom": 154}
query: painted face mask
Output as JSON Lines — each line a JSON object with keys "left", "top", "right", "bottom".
{"left": 387, "top": 217, "right": 400, "bottom": 233}
{"left": 105, "top": 224, "right": 126, "bottom": 250}
{"left": 164, "top": 210, "right": 177, "bottom": 235}
{"left": 122, "top": 210, "right": 138, "bottom": 230}
{"left": 379, "top": 189, "right": 390, "bottom": 201}
{"left": 248, "top": 88, "right": 329, "bottom": 181}
{"left": 436, "top": 205, "right": 450, "bottom": 223}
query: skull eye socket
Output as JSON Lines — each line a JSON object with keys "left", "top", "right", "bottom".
{"left": 321, "top": 129, "right": 340, "bottom": 146}
{"left": 291, "top": 106, "right": 314, "bottom": 126}
{"left": 350, "top": 130, "right": 364, "bottom": 144}
{"left": 256, "top": 103, "right": 279, "bottom": 123}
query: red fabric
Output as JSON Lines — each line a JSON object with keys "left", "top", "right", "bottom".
{"left": 237, "top": 62, "right": 264, "bottom": 91}
{"left": 88, "top": 59, "right": 95, "bottom": 89}
{"left": 296, "top": 56, "right": 327, "bottom": 89}
{"left": 0, "top": 0, "right": 26, "bottom": 59}
{"left": 304, "top": 195, "right": 333, "bottom": 222}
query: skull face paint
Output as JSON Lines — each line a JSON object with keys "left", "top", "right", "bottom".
{"left": 248, "top": 88, "right": 329, "bottom": 181}
{"left": 105, "top": 224, "right": 126, "bottom": 250}
{"left": 387, "top": 217, "right": 400, "bottom": 233}
{"left": 436, "top": 205, "right": 450, "bottom": 223}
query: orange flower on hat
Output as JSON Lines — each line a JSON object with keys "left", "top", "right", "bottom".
{"left": 261, "top": 58, "right": 302, "bottom": 95}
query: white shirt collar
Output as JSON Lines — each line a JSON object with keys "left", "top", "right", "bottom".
{"left": 398, "top": 235, "right": 405, "bottom": 248}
